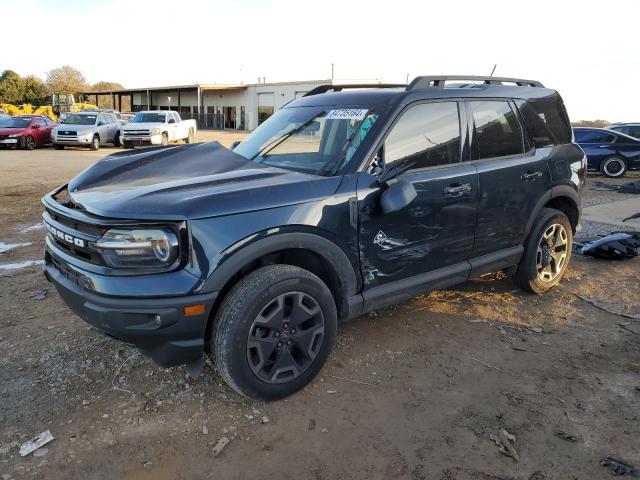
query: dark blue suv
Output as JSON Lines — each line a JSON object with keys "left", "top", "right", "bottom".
{"left": 573, "top": 127, "right": 640, "bottom": 177}
{"left": 42, "top": 75, "right": 586, "bottom": 399}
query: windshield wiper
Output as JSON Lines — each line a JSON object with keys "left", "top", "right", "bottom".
{"left": 378, "top": 160, "right": 416, "bottom": 184}
{"left": 250, "top": 112, "right": 323, "bottom": 161}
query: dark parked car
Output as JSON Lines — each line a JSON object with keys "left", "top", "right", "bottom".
{"left": 607, "top": 123, "right": 640, "bottom": 139}
{"left": 42, "top": 75, "right": 585, "bottom": 399}
{"left": 0, "top": 114, "right": 58, "bottom": 150}
{"left": 573, "top": 127, "right": 640, "bottom": 177}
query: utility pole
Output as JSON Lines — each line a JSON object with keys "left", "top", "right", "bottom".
{"left": 405, "top": 73, "right": 409, "bottom": 84}
{"left": 331, "top": 63, "right": 334, "bottom": 81}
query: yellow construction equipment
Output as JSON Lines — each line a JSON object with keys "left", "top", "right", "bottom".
{"left": 0, "top": 94, "right": 98, "bottom": 122}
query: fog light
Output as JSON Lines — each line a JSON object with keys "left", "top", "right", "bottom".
{"left": 154, "top": 314, "right": 162, "bottom": 325}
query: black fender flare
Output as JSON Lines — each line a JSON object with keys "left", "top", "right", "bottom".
{"left": 200, "top": 231, "right": 359, "bottom": 299}
{"left": 522, "top": 185, "right": 580, "bottom": 242}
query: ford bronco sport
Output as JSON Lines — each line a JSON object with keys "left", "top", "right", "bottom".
{"left": 42, "top": 75, "right": 586, "bottom": 399}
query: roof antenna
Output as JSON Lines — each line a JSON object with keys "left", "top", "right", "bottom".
{"left": 490, "top": 64, "right": 497, "bottom": 77}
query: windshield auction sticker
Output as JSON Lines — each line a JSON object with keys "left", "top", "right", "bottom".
{"left": 325, "top": 109, "right": 369, "bottom": 121}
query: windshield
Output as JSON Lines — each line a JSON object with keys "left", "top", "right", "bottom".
{"left": 1, "top": 117, "right": 31, "bottom": 128}
{"left": 64, "top": 114, "right": 97, "bottom": 125}
{"left": 234, "top": 106, "right": 380, "bottom": 175}
{"left": 133, "top": 112, "right": 166, "bottom": 123}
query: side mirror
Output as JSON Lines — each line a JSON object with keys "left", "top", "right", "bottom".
{"left": 168, "top": 118, "right": 176, "bottom": 124}
{"left": 380, "top": 179, "right": 417, "bottom": 215}
{"left": 230, "top": 140, "right": 241, "bottom": 150}
{"left": 97, "top": 122, "right": 104, "bottom": 126}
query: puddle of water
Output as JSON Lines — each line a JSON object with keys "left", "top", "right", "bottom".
{"left": 0, "top": 260, "right": 44, "bottom": 271}
{"left": 0, "top": 242, "right": 32, "bottom": 254}
{"left": 20, "top": 223, "right": 45, "bottom": 233}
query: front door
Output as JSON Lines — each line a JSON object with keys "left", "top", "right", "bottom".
{"left": 357, "top": 101, "right": 478, "bottom": 297}
{"left": 468, "top": 100, "right": 551, "bottom": 258}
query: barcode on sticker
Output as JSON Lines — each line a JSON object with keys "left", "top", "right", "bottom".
{"left": 325, "top": 109, "right": 369, "bottom": 121}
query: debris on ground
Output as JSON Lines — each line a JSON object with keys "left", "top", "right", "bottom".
{"left": 576, "top": 294, "right": 640, "bottom": 320}
{"left": 142, "top": 461, "right": 152, "bottom": 471}
{"left": 489, "top": 428, "right": 520, "bottom": 462}
{"left": 592, "top": 180, "right": 640, "bottom": 194}
{"left": 32, "top": 289, "right": 48, "bottom": 300}
{"left": 308, "top": 419, "right": 316, "bottom": 431}
{"left": 555, "top": 430, "right": 578, "bottom": 442}
{"left": 528, "top": 326, "right": 543, "bottom": 334}
{"left": 202, "top": 426, "right": 209, "bottom": 435}
{"left": 19, "top": 430, "right": 54, "bottom": 457}
{"left": 600, "top": 456, "right": 638, "bottom": 476}
{"left": 260, "top": 416, "right": 270, "bottom": 424}
{"left": 574, "top": 232, "right": 640, "bottom": 259}
{"left": 212, "top": 436, "right": 230, "bottom": 457}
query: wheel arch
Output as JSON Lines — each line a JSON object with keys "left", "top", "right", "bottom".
{"left": 201, "top": 231, "right": 359, "bottom": 348}
{"left": 524, "top": 186, "right": 580, "bottom": 240}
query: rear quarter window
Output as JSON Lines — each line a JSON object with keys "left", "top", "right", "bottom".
{"left": 516, "top": 94, "right": 572, "bottom": 146}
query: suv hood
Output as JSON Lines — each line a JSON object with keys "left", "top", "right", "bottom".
{"left": 66, "top": 142, "right": 341, "bottom": 220}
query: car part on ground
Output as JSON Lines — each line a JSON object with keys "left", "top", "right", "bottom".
{"left": 574, "top": 232, "right": 640, "bottom": 259}
{"left": 42, "top": 75, "right": 585, "bottom": 399}
{"left": 592, "top": 180, "right": 640, "bottom": 194}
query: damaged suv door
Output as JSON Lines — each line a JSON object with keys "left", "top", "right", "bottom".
{"left": 357, "top": 100, "right": 478, "bottom": 310}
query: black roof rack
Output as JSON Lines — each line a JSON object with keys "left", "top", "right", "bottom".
{"left": 304, "top": 83, "right": 406, "bottom": 97}
{"left": 406, "top": 75, "right": 544, "bottom": 90}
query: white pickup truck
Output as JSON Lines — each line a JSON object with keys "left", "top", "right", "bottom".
{"left": 121, "top": 110, "right": 197, "bottom": 148}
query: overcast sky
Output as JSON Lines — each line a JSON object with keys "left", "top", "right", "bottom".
{"left": 2, "top": 0, "right": 639, "bottom": 121}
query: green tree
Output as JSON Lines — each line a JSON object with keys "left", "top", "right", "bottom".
{"left": 22, "top": 75, "right": 49, "bottom": 104}
{"left": 0, "top": 70, "right": 24, "bottom": 104}
{"left": 45, "top": 65, "right": 89, "bottom": 94}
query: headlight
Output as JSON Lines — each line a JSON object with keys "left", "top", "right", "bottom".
{"left": 150, "top": 127, "right": 161, "bottom": 135}
{"left": 95, "top": 228, "right": 179, "bottom": 268}
{"left": 8, "top": 134, "right": 19, "bottom": 138}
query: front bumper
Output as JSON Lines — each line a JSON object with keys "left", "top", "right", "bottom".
{"left": 53, "top": 135, "right": 92, "bottom": 146}
{"left": 43, "top": 248, "right": 218, "bottom": 368}
{"left": 122, "top": 134, "right": 162, "bottom": 145}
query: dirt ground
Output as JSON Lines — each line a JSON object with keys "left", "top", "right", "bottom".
{"left": 0, "top": 137, "right": 639, "bottom": 480}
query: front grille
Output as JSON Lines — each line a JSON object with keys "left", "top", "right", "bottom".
{"left": 58, "top": 130, "right": 77, "bottom": 136}
{"left": 44, "top": 209, "right": 104, "bottom": 265}
{"left": 52, "top": 255, "right": 86, "bottom": 287}
{"left": 123, "top": 130, "right": 149, "bottom": 136}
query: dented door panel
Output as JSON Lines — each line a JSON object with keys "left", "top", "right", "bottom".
{"left": 356, "top": 165, "right": 478, "bottom": 289}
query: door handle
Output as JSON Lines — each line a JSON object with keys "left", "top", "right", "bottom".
{"left": 443, "top": 183, "right": 472, "bottom": 196}
{"left": 521, "top": 171, "right": 543, "bottom": 181}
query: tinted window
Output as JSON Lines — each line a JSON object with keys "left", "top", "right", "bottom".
{"left": 574, "top": 130, "right": 615, "bottom": 143}
{"left": 384, "top": 102, "right": 461, "bottom": 169}
{"left": 630, "top": 127, "right": 640, "bottom": 139}
{"left": 470, "top": 101, "right": 524, "bottom": 159}
{"left": 525, "top": 95, "right": 572, "bottom": 144}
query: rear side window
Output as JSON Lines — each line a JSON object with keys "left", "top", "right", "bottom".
{"left": 384, "top": 102, "right": 461, "bottom": 170}
{"left": 470, "top": 101, "right": 524, "bottom": 159}
{"left": 517, "top": 95, "right": 572, "bottom": 145}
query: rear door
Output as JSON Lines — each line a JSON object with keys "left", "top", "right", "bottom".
{"left": 357, "top": 100, "right": 478, "bottom": 293}
{"left": 469, "top": 99, "right": 551, "bottom": 261}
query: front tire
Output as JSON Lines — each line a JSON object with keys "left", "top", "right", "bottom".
{"left": 212, "top": 265, "right": 337, "bottom": 400}
{"left": 600, "top": 156, "right": 627, "bottom": 178}
{"left": 160, "top": 133, "right": 168, "bottom": 146}
{"left": 512, "top": 208, "right": 573, "bottom": 294}
{"left": 23, "top": 136, "right": 36, "bottom": 150}
{"left": 185, "top": 128, "right": 194, "bottom": 144}
{"left": 113, "top": 132, "right": 121, "bottom": 147}
{"left": 90, "top": 135, "right": 100, "bottom": 151}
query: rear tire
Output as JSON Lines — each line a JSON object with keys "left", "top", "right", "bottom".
{"left": 600, "top": 156, "right": 627, "bottom": 178}
{"left": 512, "top": 208, "right": 572, "bottom": 294}
{"left": 211, "top": 265, "right": 337, "bottom": 400}
{"left": 185, "top": 128, "right": 194, "bottom": 144}
{"left": 90, "top": 135, "right": 100, "bottom": 151}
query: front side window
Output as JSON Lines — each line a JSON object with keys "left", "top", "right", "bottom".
{"left": 234, "top": 106, "right": 380, "bottom": 176}
{"left": 470, "top": 101, "right": 524, "bottom": 159}
{"left": 574, "top": 130, "right": 615, "bottom": 143}
{"left": 384, "top": 102, "right": 461, "bottom": 169}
